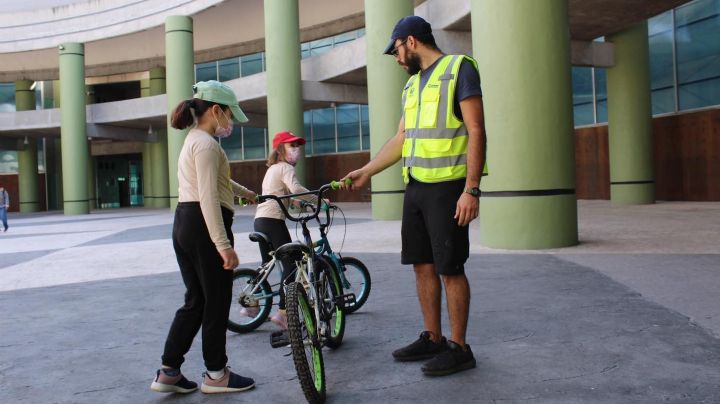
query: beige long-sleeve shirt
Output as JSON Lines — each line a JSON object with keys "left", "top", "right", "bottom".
{"left": 177, "top": 128, "right": 254, "bottom": 251}
{"left": 255, "top": 162, "right": 316, "bottom": 220}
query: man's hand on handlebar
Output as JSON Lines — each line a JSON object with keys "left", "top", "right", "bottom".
{"left": 340, "top": 169, "right": 367, "bottom": 190}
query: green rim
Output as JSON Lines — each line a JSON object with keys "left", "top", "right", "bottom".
{"left": 331, "top": 273, "right": 344, "bottom": 337}
{"left": 299, "top": 292, "right": 324, "bottom": 392}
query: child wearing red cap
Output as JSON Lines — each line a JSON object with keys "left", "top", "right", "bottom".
{"left": 243, "top": 131, "right": 315, "bottom": 330}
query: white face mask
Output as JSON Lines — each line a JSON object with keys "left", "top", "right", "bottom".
{"left": 285, "top": 146, "right": 301, "bottom": 165}
{"left": 213, "top": 109, "right": 233, "bottom": 138}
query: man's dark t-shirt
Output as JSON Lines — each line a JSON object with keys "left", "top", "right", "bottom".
{"left": 415, "top": 56, "right": 482, "bottom": 122}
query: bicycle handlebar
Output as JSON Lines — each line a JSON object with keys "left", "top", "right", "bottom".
{"left": 256, "top": 179, "right": 350, "bottom": 223}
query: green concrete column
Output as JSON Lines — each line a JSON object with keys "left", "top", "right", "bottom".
{"left": 165, "top": 16, "right": 194, "bottom": 211}
{"left": 58, "top": 42, "right": 89, "bottom": 215}
{"left": 364, "top": 0, "right": 412, "bottom": 220}
{"left": 264, "top": 0, "right": 305, "bottom": 182}
{"left": 150, "top": 67, "right": 169, "bottom": 208}
{"left": 15, "top": 80, "right": 41, "bottom": 213}
{"left": 140, "top": 78, "right": 153, "bottom": 207}
{"left": 48, "top": 80, "right": 63, "bottom": 210}
{"left": 607, "top": 22, "right": 655, "bottom": 204}
{"left": 472, "top": 0, "right": 578, "bottom": 249}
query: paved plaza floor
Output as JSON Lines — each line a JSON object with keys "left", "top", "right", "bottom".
{"left": 1, "top": 201, "right": 719, "bottom": 403}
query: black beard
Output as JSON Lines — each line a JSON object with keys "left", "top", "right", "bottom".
{"left": 405, "top": 52, "right": 422, "bottom": 75}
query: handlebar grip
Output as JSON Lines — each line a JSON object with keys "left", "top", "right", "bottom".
{"left": 330, "top": 178, "right": 352, "bottom": 190}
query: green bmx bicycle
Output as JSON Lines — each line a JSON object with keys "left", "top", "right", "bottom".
{"left": 231, "top": 181, "right": 354, "bottom": 403}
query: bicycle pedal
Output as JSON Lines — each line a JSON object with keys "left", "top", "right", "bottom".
{"left": 335, "top": 293, "right": 356, "bottom": 309}
{"left": 270, "top": 330, "right": 290, "bottom": 348}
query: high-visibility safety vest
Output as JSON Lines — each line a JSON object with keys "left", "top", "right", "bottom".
{"left": 401, "top": 54, "right": 485, "bottom": 184}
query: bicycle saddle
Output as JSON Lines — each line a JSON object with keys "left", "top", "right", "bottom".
{"left": 274, "top": 242, "right": 312, "bottom": 261}
{"left": 248, "top": 232, "right": 274, "bottom": 251}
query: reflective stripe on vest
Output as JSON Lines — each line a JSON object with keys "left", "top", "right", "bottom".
{"left": 401, "top": 54, "right": 482, "bottom": 184}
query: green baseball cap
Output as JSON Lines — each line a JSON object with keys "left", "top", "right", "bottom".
{"left": 193, "top": 80, "right": 248, "bottom": 123}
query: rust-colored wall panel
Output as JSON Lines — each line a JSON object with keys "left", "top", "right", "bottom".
{"left": 0, "top": 173, "right": 47, "bottom": 212}
{"left": 575, "top": 125, "right": 610, "bottom": 199}
{"left": 575, "top": 108, "right": 719, "bottom": 201}
{"left": 654, "top": 109, "right": 720, "bottom": 200}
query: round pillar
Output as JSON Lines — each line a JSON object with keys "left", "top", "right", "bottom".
{"left": 607, "top": 22, "right": 655, "bottom": 204}
{"left": 264, "top": 0, "right": 305, "bottom": 182}
{"left": 364, "top": 0, "right": 413, "bottom": 220}
{"left": 15, "top": 79, "right": 41, "bottom": 213}
{"left": 58, "top": 42, "right": 89, "bottom": 215}
{"left": 165, "top": 16, "right": 194, "bottom": 211}
{"left": 472, "top": 0, "right": 578, "bottom": 248}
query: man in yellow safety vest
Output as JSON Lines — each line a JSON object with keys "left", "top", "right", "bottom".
{"left": 343, "top": 15, "right": 486, "bottom": 376}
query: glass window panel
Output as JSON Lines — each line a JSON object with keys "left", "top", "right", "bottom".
{"left": 311, "top": 108, "right": 336, "bottom": 154}
{"left": 594, "top": 68, "right": 608, "bottom": 123}
{"left": 221, "top": 126, "right": 243, "bottom": 161}
{"left": 0, "top": 150, "right": 18, "bottom": 173}
{"left": 649, "top": 10, "right": 673, "bottom": 35}
{"left": 195, "top": 62, "right": 217, "bottom": 82}
{"left": 310, "top": 37, "right": 333, "bottom": 56}
{"left": 218, "top": 58, "right": 240, "bottom": 81}
{"left": 300, "top": 42, "right": 311, "bottom": 59}
{"left": 241, "top": 53, "right": 263, "bottom": 76}
{"left": 361, "top": 105, "right": 370, "bottom": 150}
{"left": 0, "top": 83, "right": 15, "bottom": 112}
{"left": 37, "top": 139, "right": 45, "bottom": 172}
{"left": 35, "top": 85, "right": 42, "bottom": 110}
{"left": 243, "top": 127, "right": 267, "bottom": 160}
{"left": 334, "top": 31, "right": 356, "bottom": 45}
{"left": 572, "top": 67, "right": 594, "bottom": 125}
{"left": 303, "top": 110, "right": 312, "bottom": 151}
{"left": 336, "top": 104, "right": 360, "bottom": 152}
{"left": 676, "top": 0, "right": 720, "bottom": 109}
{"left": 649, "top": 27, "right": 675, "bottom": 113}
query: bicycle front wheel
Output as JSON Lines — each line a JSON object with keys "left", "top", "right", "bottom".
{"left": 228, "top": 268, "right": 273, "bottom": 333}
{"left": 317, "top": 255, "right": 345, "bottom": 349}
{"left": 338, "top": 256, "right": 371, "bottom": 314}
{"left": 286, "top": 281, "right": 326, "bottom": 404}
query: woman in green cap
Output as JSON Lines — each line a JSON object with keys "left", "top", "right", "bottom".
{"left": 151, "top": 80, "right": 257, "bottom": 395}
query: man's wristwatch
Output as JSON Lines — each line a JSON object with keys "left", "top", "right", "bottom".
{"left": 464, "top": 186, "right": 481, "bottom": 198}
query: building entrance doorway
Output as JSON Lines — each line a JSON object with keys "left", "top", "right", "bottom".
{"left": 95, "top": 154, "right": 143, "bottom": 208}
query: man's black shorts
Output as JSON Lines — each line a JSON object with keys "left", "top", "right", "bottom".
{"left": 401, "top": 177, "right": 469, "bottom": 275}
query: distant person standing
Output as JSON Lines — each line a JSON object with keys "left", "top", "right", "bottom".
{"left": 151, "top": 81, "right": 257, "bottom": 395}
{"left": 0, "top": 186, "right": 9, "bottom": 232}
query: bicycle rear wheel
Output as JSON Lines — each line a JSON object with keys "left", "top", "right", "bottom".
{"left": 317, "top": 255, "right": 345, "bottom": 349}
{"left": 286, "top": 281, "right": 326, "bottom": 404}
{"left": 228, "top": 268, "right": 273, "bottom": 333}
{"left": 337, "top": 256, "right": 371, "bottom": 314}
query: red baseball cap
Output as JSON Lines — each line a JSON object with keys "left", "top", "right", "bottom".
{"left": 272, "top": 131, "right": 306, "bottom": 150}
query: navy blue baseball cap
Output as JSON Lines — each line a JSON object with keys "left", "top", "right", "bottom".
{"left": 383, "top": 16, "right": 433, "bottom": 55}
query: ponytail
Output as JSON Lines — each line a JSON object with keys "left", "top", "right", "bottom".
{"left": 170, "top": 98, "right": 223, "bottom": 129}
{"left": 170, "top": 99, "right": 195, "bottom": 129}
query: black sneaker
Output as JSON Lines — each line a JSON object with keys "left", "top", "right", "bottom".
{"left": 150, "top": 368, "right": 198, "bottom": 393}
{"left": 392, "top": 331, "right": 449, "bottom": 362}
{"left": 421, "top": 340, "right": 476, "bottom": 376}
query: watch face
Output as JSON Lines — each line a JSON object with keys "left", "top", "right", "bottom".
{"left": 466, "top": 187, "right": 480, "bottom": 197}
